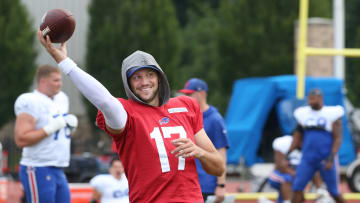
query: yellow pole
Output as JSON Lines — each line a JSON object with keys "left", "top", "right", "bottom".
{"left": 296, "top": 0, "right": 309, "bottom": 99}
{"left": 306, "top": 47, "right": 360, "bottom": 57}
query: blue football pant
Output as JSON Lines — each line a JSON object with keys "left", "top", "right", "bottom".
{"left": 292, "top": 158, "right": 340, "bottom": 197}
{"left": 268, "top": 170, "right": 294, "bottom": 203}
{"left": 19, "top": 165, "right": 70, "bottom": 203}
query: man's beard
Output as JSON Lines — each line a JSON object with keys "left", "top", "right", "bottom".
{"left": 310, "top": 104, "right": 321, "bottom": 110}
{"left": 134, "top": 88, "right": 159, "bottom": 104}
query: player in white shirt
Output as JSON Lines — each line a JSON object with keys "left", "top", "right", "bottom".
{"left": 90, "top": 157, "right": 129, "bottom": 203}
{"left": 14, "top": 65, "right": 78, "bottom": 203}
{"left": 290, "top": 88, "right": 345, "bottom": 203}
{"left": 267, "top": 135, "right": 301, "bottom": 203}
{"left": 267, "top": 135, "right": 330, "bottom": 203}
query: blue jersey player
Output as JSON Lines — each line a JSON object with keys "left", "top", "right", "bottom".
{"left": 179, "top": 78, "right": 230, "bottom": 202}
{"left": 290, "top": 88, "right": 345, "bottom": 203}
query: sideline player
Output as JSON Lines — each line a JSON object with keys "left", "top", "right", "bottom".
{"left": 290, "top": 88, "right": 346, "bottom": 203}
{"left": 179, "top": 78, "right": 229, "bottom": 202}
{"left": 268, "top": 135, "right": 301, "bottom": 203}
{"left": 267, "top": 135, "right": 329, "bottom": 203}
{"left": 14, "top": 65, "right": 78, "bottom": 203}
{"left": 90, "top": 157, "right": 129, "bottom": 203}
{"left": 38, "top": 31, "right": 225, "bottom": 202}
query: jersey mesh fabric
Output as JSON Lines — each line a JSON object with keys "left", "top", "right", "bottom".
{"left": 294, "top": 106, "right": 344, "bottom": 163}
{"left": 14, "top": 90, "right": 70, "bottom": 167}
{"left": 96, "top": 96, "right": 203, "bottom": 203}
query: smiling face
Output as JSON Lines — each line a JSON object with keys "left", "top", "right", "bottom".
{"left": 128, "top": 68, "right": 160, "bottom": 106}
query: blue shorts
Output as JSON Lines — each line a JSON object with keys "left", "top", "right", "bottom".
{"left": 268, "top": 170, "right": 294, "bottom": 203}
{"left": 268, "top": 170, "right": 293, "bottom": 190}
{"left": 292, "top": 158, "right": 340, "bottom": 196}
{"left": 19, "top": 165, "right": 70, "bottom": 203}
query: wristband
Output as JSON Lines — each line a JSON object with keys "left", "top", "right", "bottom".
{"left": 217, "top": 184, "right": 225, "bottom": 188}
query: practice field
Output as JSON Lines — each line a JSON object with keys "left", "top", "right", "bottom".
{"left": 228, "top": 192, "right": 360, "bottom": 203}
{"left": 2, "top": 179, "right": 360, "bottom": 203}
{"left": 226, "top": 180, "right": 360, "bottom": 203}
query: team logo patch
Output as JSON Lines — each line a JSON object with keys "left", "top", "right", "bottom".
{"left": 168, "top": 107, "right": 188, "bottom": 113}
{"left": 159, "top": 117, "right": 170, "bottom": 125}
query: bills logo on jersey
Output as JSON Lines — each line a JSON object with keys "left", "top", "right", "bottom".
{"left": 159, "top": 117, "right": 170, "bottom": 125}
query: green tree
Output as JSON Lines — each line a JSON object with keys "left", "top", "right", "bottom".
{"left": 211, "top": 0, "right": 330, "bottom": 113}
{"left": 0, "top": 0, "right": 37, "bottom": 127}
{"left": 175, "top": 4, "right": 223, "bottom": 110}
{"left": 86, "top": 0, "right": 182, "bottom": 122}
{"left": 172, "top": 0, "right": 220, "bottom": 27}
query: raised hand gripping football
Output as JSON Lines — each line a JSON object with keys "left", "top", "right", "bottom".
{"left": 38, "top": 30, "right": 68, "bottom": 63}
{"left": 40, "top": 9, "right": 75, "bottom": 43}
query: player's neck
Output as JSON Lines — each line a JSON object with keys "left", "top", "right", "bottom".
{"left": 37, "top": 88, "right": 55, "bottom": 100}
{"left": 200, "top": 103, "right": 209, "bottom": 112}
{"left": 112, "top": 173, "right": 122, "bottom": 180}
{"left": 146, "top": 96, "right": 160, "bottom": 107}
{"left": 310, "top": 106, "right": 323, "bottom": 111}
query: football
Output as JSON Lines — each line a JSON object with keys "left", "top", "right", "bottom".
{"left": 40, "top": 9, "right": 76, "bottom": 43}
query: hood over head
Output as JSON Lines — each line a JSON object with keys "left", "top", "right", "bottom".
{"left": 121, "top": 50, "right": 170, "bottom": 106}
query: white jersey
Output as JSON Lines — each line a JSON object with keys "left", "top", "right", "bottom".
{"left": 272, "top": 135, "right": 301, "bottom": 166}
{"left": 294, "top": 106, "right": 344, "bottom": 132}
{"left": 14, "top": 90, "right": 70, "bottom": 167}
{"left": 293, "top": 105, "right": 344, "bottom": 161}
{"left": 90, "top": 173, "right": 129, "bottom": 203}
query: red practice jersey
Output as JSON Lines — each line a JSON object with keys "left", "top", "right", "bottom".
{"left": 96, "top": 96, "right": 204, "bottom": 203}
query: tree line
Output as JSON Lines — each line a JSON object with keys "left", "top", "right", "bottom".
{"left": 3, "top": 0, "right": 360, "bottom": 130}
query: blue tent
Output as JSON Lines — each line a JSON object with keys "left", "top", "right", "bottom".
{"left": 225, "top": 75, "right": 356, "bottom": 166}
